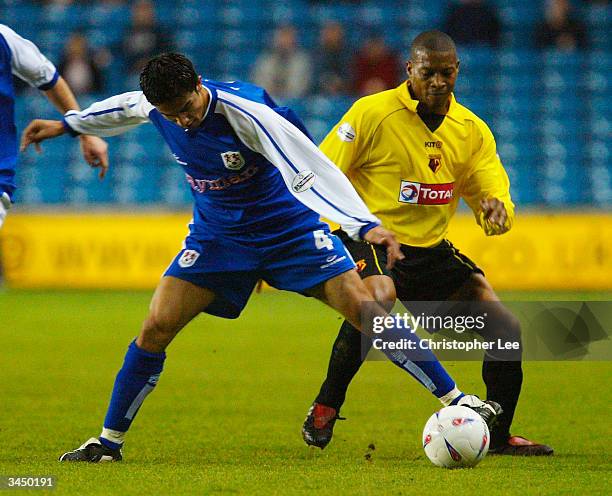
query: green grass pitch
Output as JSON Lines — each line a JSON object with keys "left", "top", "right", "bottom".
{"left": 1, "top": 289, "right": 611, "bottom": 495}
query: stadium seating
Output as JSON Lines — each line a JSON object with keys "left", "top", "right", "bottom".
{"left": 4, "top": 0, "right": 610, "bottom": 207}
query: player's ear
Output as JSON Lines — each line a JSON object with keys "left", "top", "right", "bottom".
{"left": 405, "top": 60, "right": 412, "bottom": 77}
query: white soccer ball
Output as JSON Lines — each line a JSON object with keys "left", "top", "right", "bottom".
{"left": 422, "top": 405, "right": 490, "bottom": 469}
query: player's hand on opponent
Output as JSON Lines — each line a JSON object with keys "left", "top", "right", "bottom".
{"left": 21, "top": 119, "right": 109, "bottom": 179}
{"left": 363, "top": 225, "right": 405, "bottom": 269}
{"left": 79, "top": 135, "right": 109, "bottom": 179}
{"left": 480, "top": 197, "right": 509, "bottom": 235}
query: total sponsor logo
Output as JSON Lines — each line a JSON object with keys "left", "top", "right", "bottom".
{"left": 398, "top": 180, "right": 454, "bottom": 205}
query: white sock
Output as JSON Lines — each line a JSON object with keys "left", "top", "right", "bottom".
{"left": 439, "top": 386, "right": 463, "bottom": 407}
{"left": 100, "top": 427, "right": 126, "bottom": 446}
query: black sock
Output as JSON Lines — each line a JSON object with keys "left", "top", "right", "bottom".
{"left": 483, "top": 359, "right": 523, "bottom": 447}
{"left": 315, "top": 320, "right": 371, "bottom": 411}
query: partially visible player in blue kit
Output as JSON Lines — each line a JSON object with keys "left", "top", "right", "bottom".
{"left": 21, "top": 53, "right": 500, "bottom": 462}
{"left": 0, "top": 24, "right": 108, "bottom": 228}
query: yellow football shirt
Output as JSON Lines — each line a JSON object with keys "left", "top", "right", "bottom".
{"left": 320, "top": 82, "right": 514, "bottom": 247}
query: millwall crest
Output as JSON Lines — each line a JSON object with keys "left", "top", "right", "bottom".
{"left": 221, "top": 151, "right": 245, "bottom": 170}
{"left": 178, "top": 249, "right": 200, "bottom": 268}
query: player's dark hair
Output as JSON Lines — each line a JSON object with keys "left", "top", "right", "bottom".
{"left": 139, "top": 53, "right": 198, "bottom": 105}
{"left": 410, "top": 31, "right": 456, "bottom": 58}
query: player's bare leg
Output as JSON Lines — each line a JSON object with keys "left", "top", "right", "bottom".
{"left": 137, "top": 276, "right": 217, "bottom": 352}
{"left": 448, "top": 273, "right": 553, "bottom": 456}
{"left": 59, "top": 277, "right": 216, "bottom": 462}
{"left": 304, "top": 270, "right": 501, "bottom": 448}
{"left": 303, "top": 274, "right": 394, "bottom": 448}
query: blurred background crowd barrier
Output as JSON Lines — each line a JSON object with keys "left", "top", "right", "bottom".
{"left": 1, "top": 0, "right": 610, "bottom": 289}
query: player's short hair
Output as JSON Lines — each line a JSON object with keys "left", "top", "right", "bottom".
{"left": 410, "top": 31, "right": 456, "bottom": 58}
{"left": 139, "top": 53, "right": 199, "bottom": 105}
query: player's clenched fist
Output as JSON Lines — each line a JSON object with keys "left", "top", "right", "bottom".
{"left": 363, "top": 225, "right": 405, "bottom": 269}
{"left": 479, "top": 197, "right": 510, "bottom": 235}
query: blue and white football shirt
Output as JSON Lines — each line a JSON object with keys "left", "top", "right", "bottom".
{"left": 63, "top": 80, "right": 380, "bottom": 241}
{"left": 0, "top": 24, "right": 59, "bottom": 200}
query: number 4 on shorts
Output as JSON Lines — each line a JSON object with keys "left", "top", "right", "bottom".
{"left": 313, "top": 230, "right": 334, "bottom": 251}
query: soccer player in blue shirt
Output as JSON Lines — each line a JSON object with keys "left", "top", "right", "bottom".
{"left": 0, "top": 24, "right": 108, "bottom": 228}
{"left": 22, "top": 53, "right": 500, "bottom": 462}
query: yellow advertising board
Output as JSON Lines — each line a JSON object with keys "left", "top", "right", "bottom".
{"left": 0, "top": 213, "right": 191, "bottom": 289}
{"left": 1, "top": 212, "right": 611, "bottom": 290}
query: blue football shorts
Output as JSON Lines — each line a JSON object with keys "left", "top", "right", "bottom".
{"left": 164, "top": 222, "right": 356, "bottom": 318}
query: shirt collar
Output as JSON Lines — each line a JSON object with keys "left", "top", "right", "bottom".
{"left": 395, "top": 81, "right": 461, "bottom": 121}
{"left": 201, "top": 83, "right": 216, "bottom": 123}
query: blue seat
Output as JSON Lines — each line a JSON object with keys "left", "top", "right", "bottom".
{"left": 541, "top": 50, "right": 581, "bottom": 69}
{"left": 539, "top": 117, "right": 582, "bottom": 137}
{"left": 174, "top": 4, "right": 217, "bottom": 27}
{"left": 587, "top": 50, "right": 611, "bottom": 69}
{"left": 494, "top": 73, "right": 538, "bottom": 94}
{"left": 406, "top": 0, "right": 445, "bottom": 26}
{"left": 270, "top": 2, "right": 309, "bottom": 25}
{"left": 586, "top": 141, "right": 610, "bottom": 163}
{"left": 540, "top": 95, "right": 582, "bottom": 116}
{"left": 589, "top": 96, "right": 610, "bottom": 114}
{"left": 497, "top": 5, "right": 539, "bottom": 27}
{"left": 86, "top": 27, "right": 123, "bottom": 50}
{"left": 9, "top": 3, "right": 41, "bottom": 25}
{"left": 496, "top": 49, "right": 540, "bottom": 69}
{"left": 582, "top": 70, "right": 609, "bottom": 95}
{"left": 40, "top": 3, "right": 85, "bottom": 27}
{"left": 584, "top": 4, "right": 610, "bottom": 28}
{"left": 542, "top": 69, "right": 579, "bottom": 93}
{"left": 83, "top": 3, "right": 130, "bottom": 30}
{"left": 309, "top": 3, "right": 355, "bottom": 25}
{"left": 589, "top": 115, "right": 611, "bottom": 139}
{"left": 541, "top": 139, "right": 583, "bottom": 160}
{"left": 587, "top": 165, "right": 612, "bottom": 204}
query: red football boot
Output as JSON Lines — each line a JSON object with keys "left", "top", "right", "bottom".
{"left": 489, "top": 435, "right": 554, "bottom": 456}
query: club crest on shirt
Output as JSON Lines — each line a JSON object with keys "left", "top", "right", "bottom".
{"left": 428, "top": 154, "right": 442, "bottom": 173}
{"left": 220, "top": 151, "right": 245, "bottom": 170}
{"left": 337, "top": 122, "right": 356, "bottom": 142}
{"left": 178, "top": 249, "right": 200, "bottom": 268}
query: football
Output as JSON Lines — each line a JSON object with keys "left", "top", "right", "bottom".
{"left": 422, "top": 405, "right": 490, "bottom": 469}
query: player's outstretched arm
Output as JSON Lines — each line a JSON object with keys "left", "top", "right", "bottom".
{"left": 43, "top": 77, "right": 109, "bottom": 178}
{"left": 0, "top": 25, "right": 109, "bottom": 178}
{"left": 462, "top": 122, "right": 515, "bottom": 236}
{"left": 22, "top": 92, "right": 151, "bottom": 178}
{"left": 20, "top": 119, "right": 65, "bottom": 152}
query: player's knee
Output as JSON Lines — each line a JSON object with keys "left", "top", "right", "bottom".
{"left": 140, "top": 308, "right": 182, "bottom": 349}
{"left": 365, "top": 276, "right": 396, "bottom": 312}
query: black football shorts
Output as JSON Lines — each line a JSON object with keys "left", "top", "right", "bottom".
{"left": 334, "top": 229, "right": 484, "bottom": 301}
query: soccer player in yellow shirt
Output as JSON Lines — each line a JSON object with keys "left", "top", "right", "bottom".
{"left": 302, "top": 31, "right": 553, "bottom": 456}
